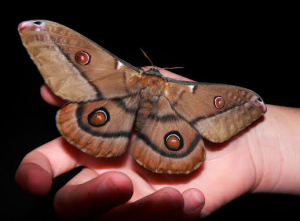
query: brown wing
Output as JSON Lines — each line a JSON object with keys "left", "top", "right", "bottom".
{"left": 19, "top": 20, "right": 141, "bottom": 102}
{"left": 56, "top": 95, "right": 139, "bottom": 157}
{"left": 164, "top": 81, "right": 266, "bottom": 143}
{"left": 131, "top": 96, "right": 205, "bottom": 174}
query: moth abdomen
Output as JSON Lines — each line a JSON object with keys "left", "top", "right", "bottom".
{"left": 135, "top": 99, "right": 157, "bottom": 130}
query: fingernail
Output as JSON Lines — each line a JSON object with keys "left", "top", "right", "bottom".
{"left": 185, "top": 190, "right": 205, "bottom": 212}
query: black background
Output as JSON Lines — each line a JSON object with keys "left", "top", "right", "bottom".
{"left": 2, "top": 3, "right": 299, "bottom": 220}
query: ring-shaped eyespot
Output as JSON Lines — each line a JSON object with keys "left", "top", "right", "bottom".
{"left": 88, "top": 107, "right": 110, "bottom": 127}
{"left": 214, "top": 96, "right": 225, "bottom": 109}
{"left": 75, "top": 51, "right": 91, "bottom": 65}
{"left": 164, "top": 131, "right": 184, "bottom": 151}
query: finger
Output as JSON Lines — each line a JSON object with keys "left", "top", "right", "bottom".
{"left": 15, "top": 161, "right": 52, "bottom": 195}
{"left": 54, "top": 171, "right": 133, "bottom": 220}
{"left": 99, "top": 187, "right": 184, "bottom": 221}
{"left": 40, "top": 85, "right": 66, "bottom": 106}
{"left": 15, "top": 137, "right": 79, "bottom": 195}
{"left": 182, "top": 188, "right": 205, "bottom": 220}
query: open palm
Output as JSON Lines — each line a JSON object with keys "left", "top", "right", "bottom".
{"left": 16, "top": 70, "right": 269, "bottom": 220}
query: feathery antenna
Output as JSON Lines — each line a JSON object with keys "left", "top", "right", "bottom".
{"left": 140, "top": 48, "right": 184, "bottom": 70}
{"left": 140, "top": 48, "right": 154, "bottom": 67}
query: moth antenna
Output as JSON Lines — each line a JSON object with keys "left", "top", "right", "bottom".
{"left": 140, "top": 48, "right": 155, "bottom": 67}
{"left": 162, "top": 66, "right": 185, "bottom": 70}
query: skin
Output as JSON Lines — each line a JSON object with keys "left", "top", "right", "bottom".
{"left": 15, "top": 68, "right": 300, "bottom": 220}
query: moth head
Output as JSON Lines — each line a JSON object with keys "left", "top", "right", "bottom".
{"left": 143, "top": 67, "right": 163, "bottom": 77}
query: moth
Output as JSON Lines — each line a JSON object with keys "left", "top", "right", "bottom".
{"left": 19, "top": 20, "right": 267, "bottom": 174}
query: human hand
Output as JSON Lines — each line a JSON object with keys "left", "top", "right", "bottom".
{"left": 15, "top": 69, "right": 300, "bottom": 220}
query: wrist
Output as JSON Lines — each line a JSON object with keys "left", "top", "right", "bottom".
{"left": 251, "top": 105, "right": 300, "bottom": 194}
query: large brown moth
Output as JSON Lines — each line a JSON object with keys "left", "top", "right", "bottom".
{"left": 18, "top": 20, "right": 267, "bottom": 174}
